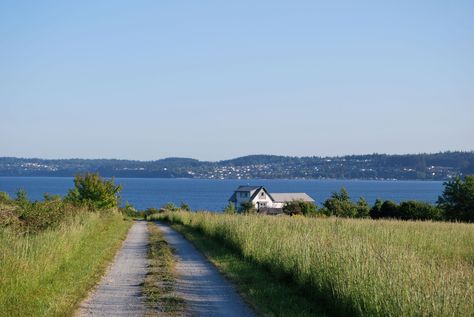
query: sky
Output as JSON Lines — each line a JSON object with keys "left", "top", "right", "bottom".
{"left": 1, "top": 1, "right": 473, "bottom": 161}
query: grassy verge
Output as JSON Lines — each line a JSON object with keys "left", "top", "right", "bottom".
{"left": 0, "top": 212, "right": 132, "bottom": 317}
{"left": 144, "top": 222, "right": 184, "bottom": 316}
{"left": 152, "top": 212, "right": 474, "bottom": 317}
{"left": 171, "top": 223, "right": 327, "bottom": 317}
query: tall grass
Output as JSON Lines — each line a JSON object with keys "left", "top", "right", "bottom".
{"left": 153, "top": 212, "right": 474, "bottom": 316}
{"left": 0, "top": 211, "right": 131, "bottom": 317}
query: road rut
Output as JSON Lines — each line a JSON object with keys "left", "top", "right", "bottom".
{"left": 154, "top": 222, "right": 255, "bottom": 317}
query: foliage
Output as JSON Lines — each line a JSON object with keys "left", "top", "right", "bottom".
{"left": 162, "top": 202, "right": 178, "bottom": 212}
{"left": 65, "top": 173, "right": 122, "bottom": 210}
{"left": 152, "top": 211, "right": 474, "bottom": 317}
{"left": 322, "top": 188, "right": 369, "bottom": 218}
{"left": 370, "top": 199, "right": 443, "bottom": 221}
{"left": 283, "top": 200, "right": 318, "bottom": 216}
{"left": 0, "top": 192, "right": 12, "bottom": 204}
{"left": 120, "top": 202, "right": 143, "bottom": 218}
{"left": 437, "top": 175, "right": 474, "bottom": 222}
{"left": 143, "top": 207, "right": 160, "bottom": 218}
{"left": 180, "top": 202, "right": 191, "bottom": 211}
{"left": 240, "top": 201, "right": 257, "bottom": 214}
{"left": 223, "top": 202, "right": 236, "bottom": 214}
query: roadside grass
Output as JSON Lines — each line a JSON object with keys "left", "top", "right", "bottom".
{"left": 0, "top": 211, "right": 132, "bottom": 317}
{"left": 171, "top": 223, "right": 327, "bottom": 317}
{"left": 151, "top": 212, "right": 474, "bottom": 317}
{"left": 144, "top": 222, "right": 184, "bottom": 317}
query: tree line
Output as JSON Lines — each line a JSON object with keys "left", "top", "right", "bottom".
{"left": 282, "top": 176, "right": 474, "bottom": 222}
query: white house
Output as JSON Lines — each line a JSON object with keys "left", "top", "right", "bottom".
{"left": 228, "top": 185, "right": 315, "bottom": 211}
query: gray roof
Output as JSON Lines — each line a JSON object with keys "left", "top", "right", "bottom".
{"left": 235, "top": 185, "right": 260, "bottom": 192}
{"left": 270, "top": 193, "right": 314, "bottom": 203}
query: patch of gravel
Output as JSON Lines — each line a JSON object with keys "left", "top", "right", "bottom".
{"left": 76, "top": 220, "right": 149, "bottom": 317}
{"left": 154, "top": 222, "right": 256, "bottom": 317}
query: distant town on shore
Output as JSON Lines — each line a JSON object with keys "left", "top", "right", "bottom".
{"left": 1, "top": 151, "right": 472, "bottom": 180}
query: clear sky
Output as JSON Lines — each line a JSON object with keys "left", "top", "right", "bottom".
{"left": 1, "top": 1, "right": 473, "bottom": 161}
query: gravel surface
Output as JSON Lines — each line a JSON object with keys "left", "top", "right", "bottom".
{"left": 154, "top": 222, "right": 256, "bottom": 317}
{"left": 77, "top": 221, "right": 149, "bottom": 317}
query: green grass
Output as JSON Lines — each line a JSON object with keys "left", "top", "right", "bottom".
{"left": 0, "top": 211, "right": 132, "bottom": 317}
{"left": 170, "top": 223, "right": 327, "bottom": 317}
{"left": 143, "top": 222, "right": 184, "bottom": 316}
{"left": 151, "top": 212, "right": 474, "bottom": 317}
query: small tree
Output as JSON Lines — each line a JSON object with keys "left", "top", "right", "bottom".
{"left": 223, "top": 202, "right": 236, "bottom": 214}
{"left": 65, "top": 173, "right": 122, "bottom": 210}
{"left": 437, "top": 176, "right": 474, "bottom": 222}
{"left": 240, "top": 201, "right": 257, "bottom": 214}
{"left": 180, "top": 202, "right": 191, "bottom": 211}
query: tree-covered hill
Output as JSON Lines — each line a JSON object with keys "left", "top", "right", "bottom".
{"left": 0, "top": 151, "right": 472, "bottom": 180}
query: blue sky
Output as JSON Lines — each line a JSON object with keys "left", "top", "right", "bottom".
{"left": 1, "top": 1, "right": 473, "bottom": 161}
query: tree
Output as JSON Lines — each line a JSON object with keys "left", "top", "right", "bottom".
{"left": 283, "top": 200, "right": 318, "bottom": 216}
{"left": 240, "top": 201, "right": 257, "bottom": 214}
{"left": 379, "top": 200, "right": 399, "bottom": 218}
{"left": 437, "top": 176, "right": 474, "bottom": 222}
{"left": 322, "top": 188, "right": 368, "bottom": 218}
{"left": 180, "top": 202, "right": 191, "bottom": 211}
{"left": 65, "top": 173, "right": 122, "bottom": 210}
{"left": 398, "top": 201, "right": 443, "bottom": 221}
{"left": 370, "top": 199, "right": 383, "bottom": 219}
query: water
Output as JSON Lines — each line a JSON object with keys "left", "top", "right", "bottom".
{"left": 0, "top": 177, "right": 444, "bottom": 211}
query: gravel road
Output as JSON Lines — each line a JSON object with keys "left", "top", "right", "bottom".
{"left": 154, "top": 222, "right": 256, "bottom": 317}
{"left": 77, "top": 221, "right": 149, "bottom": 317}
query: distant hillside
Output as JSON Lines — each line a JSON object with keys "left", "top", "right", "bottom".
{"left": 0, "top": 152, "right": 473, "bottom": 180}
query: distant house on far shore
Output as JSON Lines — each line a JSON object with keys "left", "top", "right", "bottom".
{"left": 228, "top": 185, "right": 314, "bottom": 213}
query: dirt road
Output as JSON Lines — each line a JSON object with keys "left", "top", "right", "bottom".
{"left": 154, "top": 222, "right": 255, "bottom": 317}
{"left": 77, "top": 221, "right": 149, "bottom": 317}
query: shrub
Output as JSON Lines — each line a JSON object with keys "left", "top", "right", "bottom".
{"left": 162, "top": 202, "right": 178, "bottom": 212}
{"left": 144, "top": 207, "right": 160, "bottom": 218}
{"left": 0, "top": 192, "right": 12, "bottom": 204}
{"left": 223, "top": 202, "right": 236, "bottom": 214}
{"left": 240, "top": 201, "right": 257, "bottom": 214}
{"left": 65, "top": 173, "right": 122, "bottom": 210}
{"left": 120, "top": 202, "right": 142, "bottom": 218}
{"left": 180, "top": 202, "right": 191, "bottom": 211}
{"left": 283, "top": 200, "right": 318, "bottom": 216}
{"left": 438, "top": 175, "right": 474, "bottom": 222}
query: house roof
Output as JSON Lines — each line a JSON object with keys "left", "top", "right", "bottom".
{"left": 235, "top": 185, "right": 260, "bottom": 192}
{"left": 270, "top": 193, "right": 315, "bottom": 203}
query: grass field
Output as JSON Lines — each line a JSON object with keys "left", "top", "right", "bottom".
{"left": 152, "top": 212, "right": 474, "bottom": 317}
{"left": 0, "top": 211, "right": 132, "bottom": 317}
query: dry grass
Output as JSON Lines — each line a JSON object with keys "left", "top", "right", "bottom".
{"left": 152, "top": 212, "right": 474, "bottom": 317}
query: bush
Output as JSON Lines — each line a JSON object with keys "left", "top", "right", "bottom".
{"left": 162, "top": 202, "right": 179, "bottom": 212}
{"left": 0, "top": 192, "right": 12, "bottom": 204}
{"left": 438, "top": 175, "right": 474, "bottom": 222}
{"left": 223, "top": 202, "right": 236, "bottom": 214}
{"left": 240, "top": 201, "right": 257, "bottom": 214}
{"left": 65, "top": 173, "right": 122, "bottom": 210}
{"left": 144, "top": 207, "right": 160, "bottom": 218}
{"left": 180, "top": 202, "right": 191, "bottom": 211}
{"left": 120, "top": 202, "right": 142, "bottom": 218}
{"left": 283, "top": 200, "right": 318, "bottom": 216}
